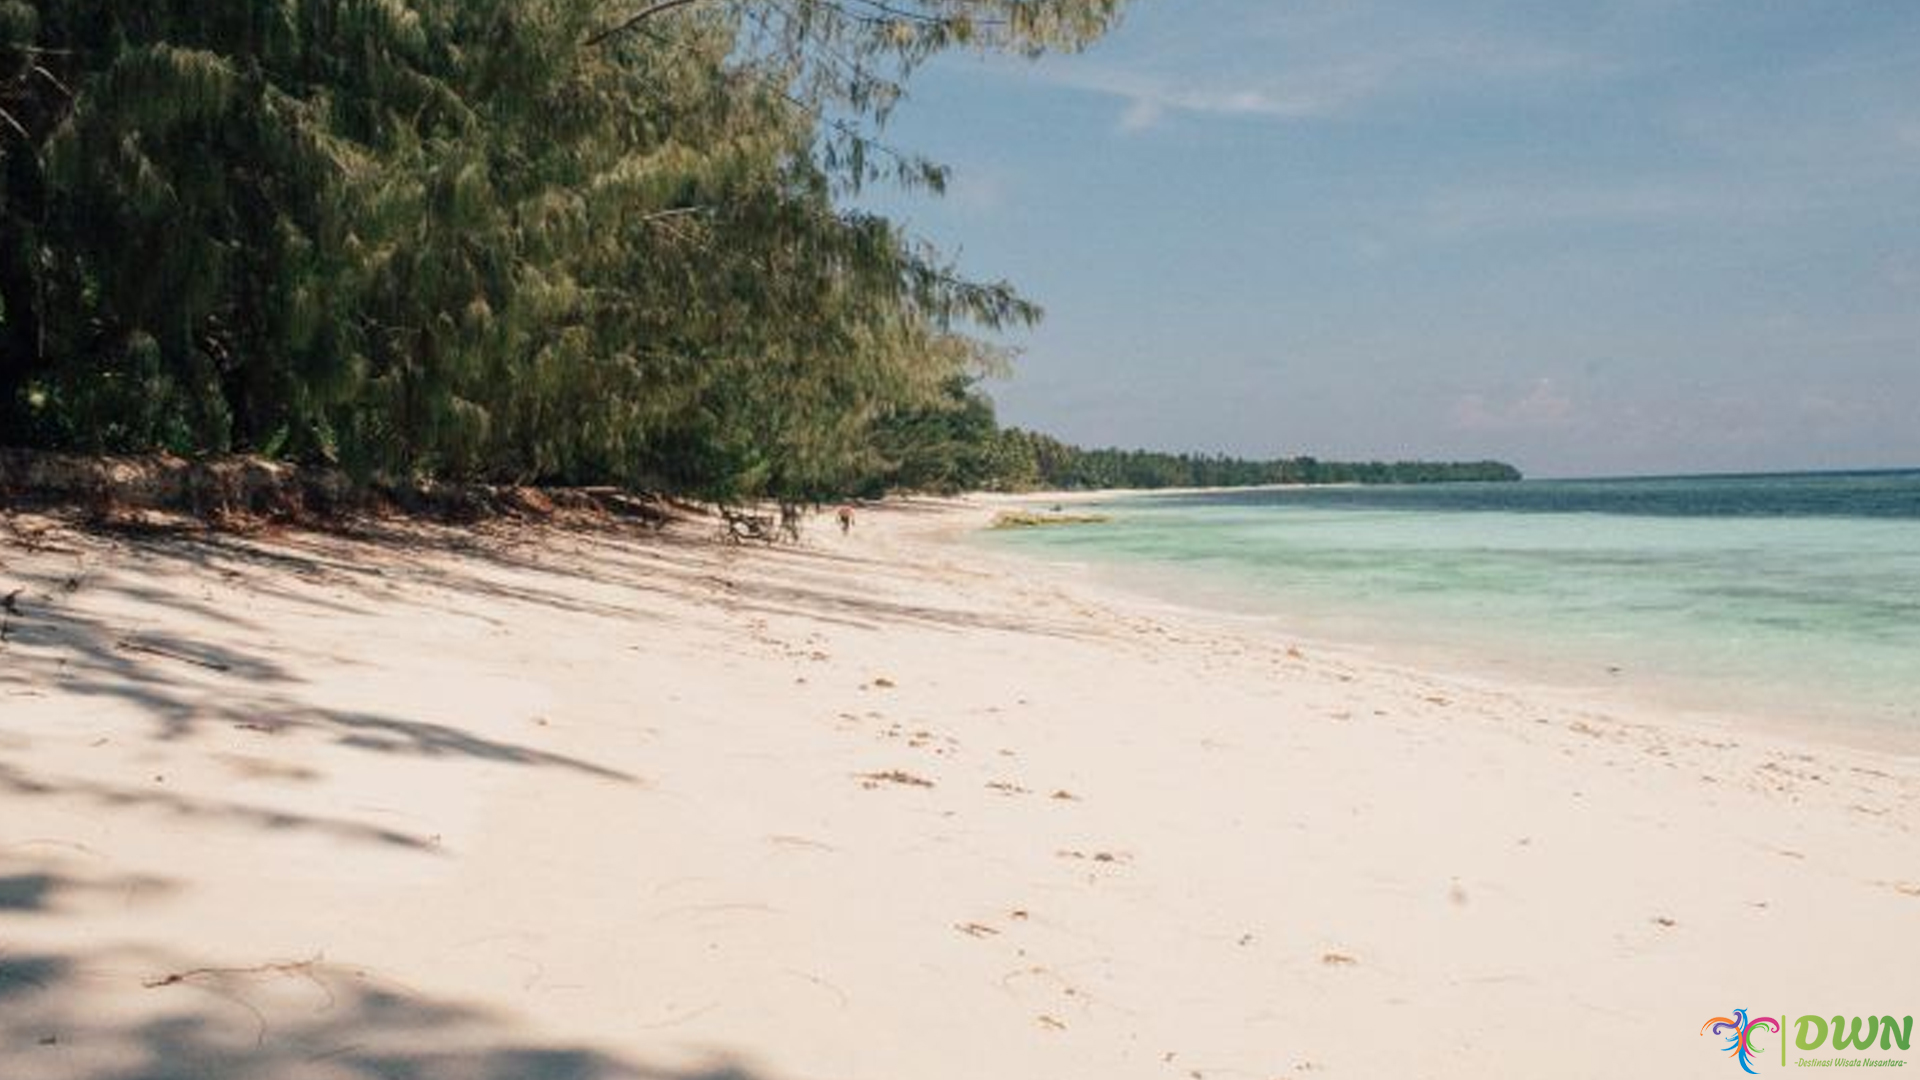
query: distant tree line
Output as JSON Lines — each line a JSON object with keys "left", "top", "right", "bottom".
{"left": 865, "top": 379, "right": 1522, "bottom": 493}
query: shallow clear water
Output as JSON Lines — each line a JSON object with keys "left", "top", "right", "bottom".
{"left": 986, "top": 471, "right": 1920, "bottom": 740}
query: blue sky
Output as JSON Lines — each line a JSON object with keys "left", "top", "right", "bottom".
{"left": 861, "top": 0, "right": 1920, "bottom": 478}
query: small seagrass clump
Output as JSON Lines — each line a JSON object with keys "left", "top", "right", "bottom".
{"left": 990, "top": 511, "right": 1110, "bottom": 530}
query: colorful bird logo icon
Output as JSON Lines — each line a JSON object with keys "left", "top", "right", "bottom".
{"left": 1702, "top": 1009, "right": 1781, "bottom": 1073}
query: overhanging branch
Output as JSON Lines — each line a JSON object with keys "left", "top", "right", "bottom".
{"left": 585, "top": 0, "right": 711, "bottom": 47}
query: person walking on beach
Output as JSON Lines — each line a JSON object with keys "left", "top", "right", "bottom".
{"left": 836, "top": 504, "right": 856, "bottom": 534}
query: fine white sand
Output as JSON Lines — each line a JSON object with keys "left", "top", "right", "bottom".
{"left": 0, "top": 499, "right": 1914, "bottom": 1079}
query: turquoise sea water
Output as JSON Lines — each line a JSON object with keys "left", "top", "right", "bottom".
{"left": 985, "top": 471, "right": 1920, "bottom": 741}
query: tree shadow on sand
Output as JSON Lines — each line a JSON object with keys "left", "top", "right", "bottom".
{"left": 417, "top": 524, "right": 1113, "bottom": 642}
{"left": 0, "top": 853, "right": 176, "bottom": 914}
{"left": 0, "top": 546, "right": 637, "bottom": 779}
{"left": 0, "top": 859, "right": 770, "bottom": 1079}
{"left": 0, "top": 760, "right": 444, "bottom": 852}
{"left": 0, "top": 509, "right": 1082, "bottom": 866}
{"left": 0, "top": 945, "right": 780, "bottom": 1080}
{"left": 1, "top": 540, "right": 637, "bottom": 858}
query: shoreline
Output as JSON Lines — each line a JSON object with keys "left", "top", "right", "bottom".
{"left": 989, "top": 481, "right": 1363, "bottom": 504}
{"left": 965, "top": 491, "right": 1920, "bottom": 761}
{"left": 974, "top": 536, "right": 1920, "bottom": 762}
{"left": 1, "top": 501, "right": 1915, "bottom": 1078}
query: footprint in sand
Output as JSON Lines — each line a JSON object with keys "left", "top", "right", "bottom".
{"left": 856, "top": 769, "right": 935, "bottom": 790}
{"left": 1057, "top": 849, "right": 1129, "bottom": 864}
{"left": 767, "top": 834, "right": 836, "bottom": 853}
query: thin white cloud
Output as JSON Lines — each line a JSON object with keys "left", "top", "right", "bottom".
{"left": 1070, "top": 67, "right": 1359, "bottom": 132}
{"left": 1035, "top": 4, "right": 1605, "bottom": 133}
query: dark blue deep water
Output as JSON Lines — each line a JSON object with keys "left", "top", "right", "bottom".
{"left": 1145, "top": 469, "right": 1920, "bottom": 519}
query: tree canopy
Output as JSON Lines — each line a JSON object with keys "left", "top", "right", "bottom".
{"left": 0, "top": 0, "right": 1122, "bottom": 500}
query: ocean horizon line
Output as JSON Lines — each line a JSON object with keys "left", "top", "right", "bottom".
{"left": 1525, "top": 464, "right": 1920, "bottom": 484}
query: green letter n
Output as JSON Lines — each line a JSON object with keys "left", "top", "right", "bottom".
{"left": 1881, "top": 1016, "right": 1913, "bottom": 1051}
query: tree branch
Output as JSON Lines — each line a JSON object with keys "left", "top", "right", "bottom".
{"left": 585, "top": 0, "right": 711, "bottom": 47}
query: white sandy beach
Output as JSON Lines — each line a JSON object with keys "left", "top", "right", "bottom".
{"left": 1, "top": 499, "right": 1914, "bottom": 1079}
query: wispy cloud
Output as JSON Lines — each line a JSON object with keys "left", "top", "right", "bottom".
{"left": 1060, "top": 66, "right": 1363, "bottom": 132}
{"left": 1036, "top": 1, "right": 1604, "bottom": 133}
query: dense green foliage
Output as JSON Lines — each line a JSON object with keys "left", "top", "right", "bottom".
{"left": 0, "top": 0, "right": 1122, "bottom": 499}
{"left": 861, "top": 373, "right": 1023, "bottom": 494}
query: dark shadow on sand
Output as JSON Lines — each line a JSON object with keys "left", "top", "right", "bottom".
{"left": 0, "top": 944, "right": 786, "bottom": 1080}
